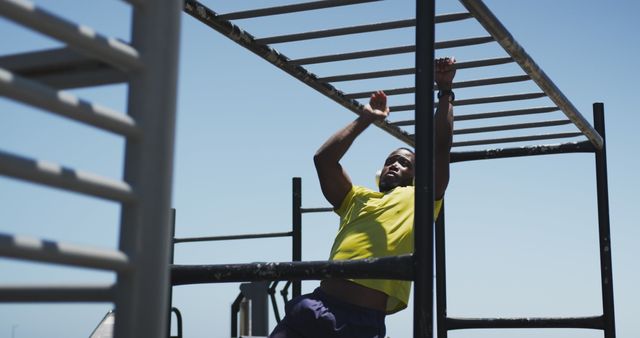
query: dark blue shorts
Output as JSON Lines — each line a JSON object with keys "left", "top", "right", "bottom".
{"left": 268, "top": 287, "right": 386, "bottom": 338}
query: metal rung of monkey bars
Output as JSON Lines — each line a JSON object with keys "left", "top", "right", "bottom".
{"left": 449, "top": 141, "right": 595, "bottom": 163}
{"left": 451, "top": 132, "right": 584, "bottom": 147}
{"left": 453, "top": 119, "right": 572, "bottom": 135}
{"left": 0, "top": 0, "right": 141, "bottom": 72}
{"left": 0, "top": 233, "right": 131, "bottom": 271}
{"left": 217, "top": 0, "right": 382, "bottom": 21}
{"left": 455, "top": 106, "right": 560, "bottom": 121}
{"left": 255, "top": 13, "right": 472, "bottom": 44}
{"left": 389, "top": 92, "right": 547, "bottom": 113}
{"left": 290, "top": 36, "right": 494, "bottom": 65}
{"left": 344, "top": 75, "right": 530, "bottom": 99}
{"left": 392, "top": 106, "right": 559, "bottom": 126}
{"left": 0, "top": 68, "right": 139, "bottom": 137}
{"left": 0, "top": 284, "right": 115, "bottom": 302}
{"left": 319, "top": 56, "right": 514, "bottom": 82}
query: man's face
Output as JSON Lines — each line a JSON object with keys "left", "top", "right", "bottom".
{"left": 379, "top": 148, "right": 415, "bottom": 192}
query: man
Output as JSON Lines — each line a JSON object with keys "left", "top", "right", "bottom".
{"left": 269, "top": 57, "right": 456, "bottom": 338}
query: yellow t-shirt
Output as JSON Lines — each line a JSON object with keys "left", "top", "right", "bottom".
{"left": 330, "top": 185, "right": 443, "bottom": 314}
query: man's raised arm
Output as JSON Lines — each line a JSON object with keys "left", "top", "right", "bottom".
{"left": 314, "top": 91, "right": 389, "bottom": 209}
{"left": 434, "top": 57, "right": 456, "bottom": 200}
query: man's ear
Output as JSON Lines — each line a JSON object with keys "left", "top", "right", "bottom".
{"left": 375, "top": 170, "right": 381, "bottom": 188}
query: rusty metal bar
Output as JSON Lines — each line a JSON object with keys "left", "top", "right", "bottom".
{"left": 218, "top": 0, "right": 382, "bottom": 20}
{"left": 171, "top": 255, "right": 413, "bottom": 285}
{"left": 449, "top": 141, "right": 595, "bottom": 163}
{"left": 459, "top": 0, "right": 602, "bottom": 149}
{"left": 451, "top": 132, "right": 583, "bottom": 147}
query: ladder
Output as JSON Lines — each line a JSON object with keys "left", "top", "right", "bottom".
{"left": 0, "top": 0, "right": 182, "bottom": 337}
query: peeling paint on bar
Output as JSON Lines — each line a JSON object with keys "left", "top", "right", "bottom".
{"left": 171, "top": 255, "right": 413, "bottom": 285}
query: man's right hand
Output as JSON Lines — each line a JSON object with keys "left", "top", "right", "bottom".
{"left": 362, "top": 90, "right": 390, "bottom": 121}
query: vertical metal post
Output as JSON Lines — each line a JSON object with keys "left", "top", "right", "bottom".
{"left": 593, "top": 103, "right": 616, "bottom": 338}
{"left": 414, "top": 0, "right": 436, "bottom": 337}
{"left": 167, "top": 208, "right": 177, "bottom": 338}
{"left": 292, "top": 177, "right": 302, "bottom": 298}
{"left": 114, "top": 1, "right": 182, "bottom": 337}
{"left": 435, "top": 203, "right": 448, "bottom": 338}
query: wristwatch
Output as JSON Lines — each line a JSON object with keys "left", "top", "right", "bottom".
{"left": 437, "top": 89, "right": 455, "bottom": 102}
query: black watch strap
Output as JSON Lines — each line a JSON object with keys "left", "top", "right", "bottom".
{"left": 437, "top": 89, "right": 455, "bottom": 102}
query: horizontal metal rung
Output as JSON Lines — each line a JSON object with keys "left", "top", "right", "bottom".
{"left": 451, "top": 75, "right": 530, "bottom": 89}
{"left": 389, "top": 93, "right": 547, "bottom": 112}
{"left": 451, "top": 141, "right": 596, "bottom": 163}
{"left": 0, "top": 149, "right": 136, "bottom": 203}
{"left": 0, "top": 284, "right": 115, "bottom": 302}
{"left": 290, "top": 36, "right": 493, "bottom": 65}
{"left": 451, "top": 132, "right": 584, "bottom": 147}
{"left": 446, "top": 315, "right": 604, "bottom": 330}
{"left": 0, "top": 233, "right": 131, "bottom": 271}
{"left": 0, "top": 47, "right": 127, "bottom": 89}
{"left": 256, "top": 19, "right": 416, "bottom": 44}
{"left": 300, "top": 207, "right": 333, "bottom": 213}
{"left": 256, "top": 13, "right": 473, "bottom": 44}
{"left": 456, "top": 106, "right": 560, "bottom": 121}
{"left": 454, "top": 92, "right": 547, "bottom": 106}
{"left": 345, "top": 87, "right": 414, "bottom": 99}
{"left": 319, "top": 57, "right": 514, "bottom": 83}
{"left": 394, "top": 107, "right": 562, "bottom": 126}
{"left": 319, "top": 68, "right": 414, "bottom": 82}
{"left": 172, "top": 254, "right": 413, "bottom": 285}
{"left": 454, "top": 56, "right": 514, "bottom": 69}
{"left": 174, "top": 231, "right": 293, "bottom": 244}
{"left": 0, "top": 68, "right": 139, "bottom": 137}
{"left": 454, "top": 119, "right": 572, "bottom": 135}
{"left": 0, "top": 0, "right": 141, "bottom": 72}
{"left": 345, "top": 75, "right": 530, "bottom": 99}
{"left": 218, "top": 0, "right": 381, "bottom": 20}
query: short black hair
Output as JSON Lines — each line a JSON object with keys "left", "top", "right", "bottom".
{"left": 396, "top": 147, "right": 415, "bottom": 155}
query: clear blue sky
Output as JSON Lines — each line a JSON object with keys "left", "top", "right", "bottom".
{"left": 1, "top": 1, "right": 638, "bottom": 338}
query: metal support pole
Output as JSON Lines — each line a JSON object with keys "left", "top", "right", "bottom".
{"left": 114, "top": 1, "right": 182, "bottom": 337}
{"left": 414, "top": 0, "right": 436, "bottom": 337}
{"left": 435, "top": 203, "right": 447, "bottom": 338}
{"left": 593, "top": 103, "right": 616, "bottom": 338}
{"left": 167, "top": 208, "right": 177, "bottom": 338}
{"left": 292, "top": 177, "right": 302, "bottom": 297}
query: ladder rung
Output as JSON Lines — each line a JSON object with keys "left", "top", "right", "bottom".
{"left": 0, "top": 47, "right": 127, "bottom": 89}
{"left": 0, "top": 68, "right": 139, "bottom": 137}
{"left": 451, "top": 132, "right": 584, "bottom": 147}
{"left": 0, "top": 149, "right": 136, "bottom": 203}
{"left": 446, "top": 316, "right": 604, "bottom": 330}
{"left": 0, "top": 233, "right": 131, "bottom": 271}
{"left": 0, "top": 0, "right": 141, "bottom": 72}
{"left": 0, "top": 284, "right": 115, "bottom": 302}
